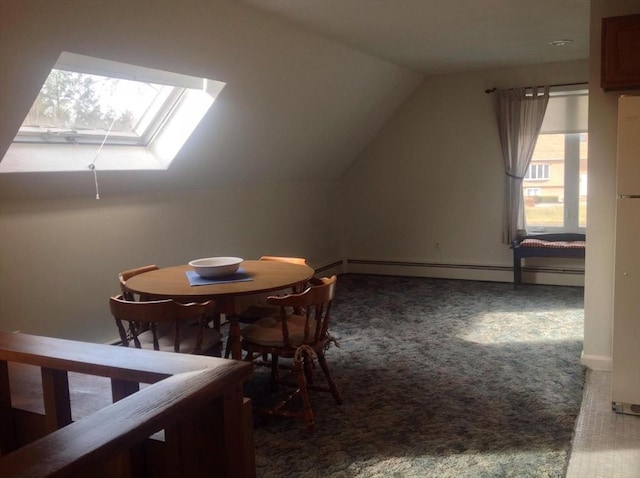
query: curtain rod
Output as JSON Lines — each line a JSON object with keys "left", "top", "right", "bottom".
{"left": 484, "top": 81, "right": 587, "bottom": 94}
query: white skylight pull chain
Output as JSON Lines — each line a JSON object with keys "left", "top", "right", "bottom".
{"left": 89, "top": 115, "right": 118, "bottom": 200}
{"left": 89, "top": 163, "right": 100, "bottom": 200}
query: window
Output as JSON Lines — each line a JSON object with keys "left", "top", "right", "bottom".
{"left": 0, "top": 52, "right": 226, "bottom": 173}
{"left": 524, "top": 164, "right": 550, "bottom": 180}
{"left": 523, "top": 88, "right": 588, "bottom": 233}
{"left": 16, "top": 71, "right": 176, "bottom": 146}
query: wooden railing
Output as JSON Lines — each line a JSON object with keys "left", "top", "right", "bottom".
{"left": 0, "top": 331, "right": 255, "bottom": 478}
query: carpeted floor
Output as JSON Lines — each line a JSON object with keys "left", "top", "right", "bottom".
{"left": 247, "top": 274, "right": 586, "bottom": 477}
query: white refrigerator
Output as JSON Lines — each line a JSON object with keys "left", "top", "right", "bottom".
{"left": 611, "top": 95, "right": 640, "bottom": 416}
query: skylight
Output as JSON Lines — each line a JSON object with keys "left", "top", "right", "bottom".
{"left": 0, "top": 52, "right": 225, "bottom": 173}
{"left": 16, "top": 70, "right": 176, "bottom": 146}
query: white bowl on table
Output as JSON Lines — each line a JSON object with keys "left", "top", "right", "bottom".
{"left": 188, "top": 257, "right": 243, "bottom": 279}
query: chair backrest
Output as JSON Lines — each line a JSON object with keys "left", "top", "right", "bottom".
{"left": 118, "top": 265, "right": 159, "bottom": 301}
{"left": 109, "top": 295, "right": 216, "bottom": 353}
{"left": 259, "top": 256, "right": 308, "bottom": 294}
{"left": 259, "top": 256, "right": 307, "bottom": 266}
{"left": 266, "top": 275, "right": 337, "bottom": 348}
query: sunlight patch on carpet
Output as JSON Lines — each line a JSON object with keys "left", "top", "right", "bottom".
{"left": 460, "top": 310, "right": 583, "bottom": 344}
{"left": 251, "top": 275, "right": 585, "bottom": 477}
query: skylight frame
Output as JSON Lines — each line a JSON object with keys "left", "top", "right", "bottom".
{"left": 14, "top": 83, "right": 185, "bottom": 147}
{"left": 1, "top": 52, "right": 225, "bottom": 173}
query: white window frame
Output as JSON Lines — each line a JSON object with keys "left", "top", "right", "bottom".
{"left": 1, "top": 52, "right": 226, "bottom": 173}
{"left": 524, "top": 164, "right": 550, "bottom": 180}
{"left": 524, "top": 87, "right": 588, "bottom": 234}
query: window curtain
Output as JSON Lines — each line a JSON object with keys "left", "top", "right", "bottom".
{"left": 494, "top": 86, "right": 549, "bottom": 244}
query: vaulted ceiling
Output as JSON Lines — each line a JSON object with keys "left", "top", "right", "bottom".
{"left": 0, "top": 0, "right": 590, "bottom": 200}
{"left": 241, "top": 0, "right": 590, "bottom": 75}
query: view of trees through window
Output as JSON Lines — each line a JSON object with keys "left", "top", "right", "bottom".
{"left": 523, "top": 133, "right": 588, "bottom": 231}
{"left": 4, "top": 51, "right": 226, "bottom": 173}
{"left": 20, "top": 69, "right": 170, "bottom": 140}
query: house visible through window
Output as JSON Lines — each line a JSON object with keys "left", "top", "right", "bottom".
{"left": 523, "top": 88, "right": 588, "bottom": 233}
{"left": 0, "top": 52, "right": 226, "bottom": 173}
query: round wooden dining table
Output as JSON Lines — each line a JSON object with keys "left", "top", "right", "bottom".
{"left": 124, "top": 260, "right": 315, "bottom": 359}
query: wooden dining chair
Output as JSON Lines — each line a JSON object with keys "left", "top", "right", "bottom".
{"left": 119, "top": 265, "right": 159, "bottom": 301}
{"left": 116, "top": 265, "right": 160, "bottom": 344}
{"left": 120, "top": 263, "right": 223, "bottom": 335}
{"left": 225, "top": 256, "right": 310, "bottom": 359}
{"left": 236, "top": 256, "right": 309, "bottom": 321}
{"left": 241, "top": 275, "right": 341, "bottom": 432}
{"left": 109, "top": 295, "right": 222, "bottom": 355}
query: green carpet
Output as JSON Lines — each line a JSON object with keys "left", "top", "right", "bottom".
{"left": 247, "top": 274, "right": 585, "bottom": 477}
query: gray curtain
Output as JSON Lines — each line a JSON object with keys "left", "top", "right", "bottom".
{"left": 495, "top": 86, "right": 549, "bottom": 244}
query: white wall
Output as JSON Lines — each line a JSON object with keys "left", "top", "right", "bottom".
{"left": 0, "top": 0, "right": 419, "bottom": 343}
{"left": 336, "top": 0, "right": 640, "bottom": 374}
{"left": 2, "top": 0, "right": 638, "bottom": 372}
{"left": 0, "top": 181, "right": 339, "bottom": 343}
{"left": 0, "top": 0, "right": 422, "bottom": 198}
{"left": 582, "top": 0, "right": 640, "bottom": 371}
{"left": 339, "top": 60, "right": 589, "bottom": 283}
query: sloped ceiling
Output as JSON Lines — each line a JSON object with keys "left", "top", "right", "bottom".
{"left": 241, "top": 0, "right": 590, "bottom": 75}
{"left": 0, "top": 0, "right": 589, "bottom": 199}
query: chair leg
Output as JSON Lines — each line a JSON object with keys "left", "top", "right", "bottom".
{"left": 316, "top": 351, "right": 342, "bottom": 405}
{"left": 270, "top": 354, "right": 280, "bottom": 390}
{"left": 115, "top": 320, "right": 129, "bottom": 347}
{"left": 224, "top": 336, "right": 231, "bottom": 359}
{"left": 211, "top": 312, "right": 222, "bottom": 331}
{"left": 303, "top": 354, "right": 314, "bottom": 385}
{"left": 295, "top": 352, "right": 314, "bottom": 433}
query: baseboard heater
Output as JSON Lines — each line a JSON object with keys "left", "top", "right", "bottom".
{"left": 346, "top": 259, "right": 511, "bottom": 272}
{"left": 343, "top": 259, "right": 584, "bottom": 282}
{"left": 347, "top": 259, "right": 583, "bottom": 273}
{"left": 315, "top": 260, "right": 344, "bottom": 274}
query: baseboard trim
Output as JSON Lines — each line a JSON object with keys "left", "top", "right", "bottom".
{"left": 581, "top": 352, "right": 612, "bottom": 371}
{"left": 346, "top": 260, "right": 508, "bottom": 283}
{"left": 347, "top": 258, "right": 510, "bottom": 271}
{"left": 315, "top": 260, "right": 344, "bottom": 276}
{"left": 332, "top": 258, "right": 584, "bottom": 286}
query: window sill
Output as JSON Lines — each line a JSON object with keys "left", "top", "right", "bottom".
{"left": 0, "top": 143, "right": 167, "bottom": 173}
